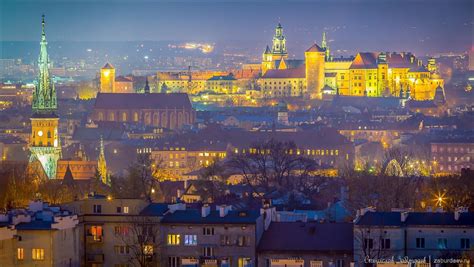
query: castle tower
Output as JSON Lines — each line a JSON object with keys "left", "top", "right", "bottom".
{"left": 100, "top": 62, "right": 115, "bottom": 93}
{"left": 97, "top": 135, "right": 109, "bottom": 185}
{"left": 30, "top": 15, "right": 62, "bottom": 179}
{"left": 305, "top": 43, "right": 326, "bottom": 99}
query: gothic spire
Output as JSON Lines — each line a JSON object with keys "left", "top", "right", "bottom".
{"left": 97, "top": 135, "right": 109, "bottom": 185}
{"left": 33, "top": 14, "right": 57, "bottom": 115}
{"left": 322, "top": 31, "right": 327, "bottom": 48}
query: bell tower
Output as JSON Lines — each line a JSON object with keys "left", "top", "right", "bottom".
{"left": 30, "top": 15, "right": 62, "bottom": 179}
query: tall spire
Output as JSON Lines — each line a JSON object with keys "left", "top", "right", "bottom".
{"left": 33, "top": 14, "right": 57, "bottom": 114}
{"left": 97, "top": 135, "right": 109, "bottom": 185}
{"left": 321, "top": 31, "right": 331, "bottom": 61}
{"left": 321, "top": 32, "right": 327, "bottom": 48}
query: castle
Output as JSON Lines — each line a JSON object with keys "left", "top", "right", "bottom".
{"left": 260, "top": 23, "right": 444, "bottom": 101}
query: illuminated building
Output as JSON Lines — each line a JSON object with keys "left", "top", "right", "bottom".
{"left": 29, "top": 15, "right": 62, "bottom": 179}
{"left": 56, "top": 144, "right": 97, "bottom": 180}
{"left": 261, "top": 23, "right": 289, "bottom": 75}
{"left": 469, "top": 48, "right": 474, "bottom": 71}
{"left": 150, "top": 146, "right": 227, "bottom": 179}
{"left": 431, "top": 139, "right": 473, "bottom": 175}
{"left": 206, "top": 74, "right": 238, "bottom": 94}
{"left": 114, "top": 76, "right": 133, "bottom": 93}
{"left": 156, "top": 69, "right": 228, "bottom": 94}
{"left": 260, "top": 24, "right": 444, "bottom": 101}
{"left": 99, "top": 63, "right": 115, "bottom": 93}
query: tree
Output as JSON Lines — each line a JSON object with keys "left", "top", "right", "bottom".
{"left": 116, "top": 216, "right": 161, "bottom": 267}
{"left": 111, "top": 154, "right": 162, "bottom": 202}
{"left": 226, "top": 139, "right": 320, "bottom": 196}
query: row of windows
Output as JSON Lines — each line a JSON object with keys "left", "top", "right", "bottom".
{"left": 168, "top": 256, "right": 252, "bottom": 267}
{"left": 238, "top": 148, "right": 340, "bottom": 156}
{"left": 17, "top": 248, "right": 44, "bottom": 260}
{"left": 364, "top": 237, "right": 470, "bottom": 250}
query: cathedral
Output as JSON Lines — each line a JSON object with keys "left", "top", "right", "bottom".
{"left": 29, "top": 15, "right": 62, "bottom": 179}
{"left": 259, "top": 23, "right": 444, "bottom": 101}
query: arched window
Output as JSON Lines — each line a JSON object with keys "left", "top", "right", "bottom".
{"left": 47, "top": 131, "right": 51, "bottom": 138}
{"left": 122, "top": 112, "right": 127, "bottom": 122}
{"left": 133, "top": 112, "right": 139, "bottom": 122}
{"left": 153, "top": 113, "right": 159, "bottom": 126}
{"left": 98, "top": 112, "right": 104, "bottom": 121}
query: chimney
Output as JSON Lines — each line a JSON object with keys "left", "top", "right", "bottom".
{"left": 454, "top": 207, "right": 468, "bottom": 221}
{"left": 401, "top": 211, "right": 409, "bottom": 222}
{"left": 201, "top": 204, "right": 211, "bottom": 218}
{"left": 218, "top": 205, "right": 231, "bottom": 217}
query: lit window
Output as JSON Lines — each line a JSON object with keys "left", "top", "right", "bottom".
{"left": 123, "top": 206, "right": 129, "bottom": 214}
{"left": 17, "top": 248, "right": 24, "bottom": 260}
{"left": 90, "top": 226, "right": 103, "bottom": 241}
{"left": 184, "top": 235, "right": 197, "bottom": 246}
{"left": 167, "top": 234, "right": 181, "bottom": 245}
{"left": 32, "top": 248, "right": 44, "bottom": 260}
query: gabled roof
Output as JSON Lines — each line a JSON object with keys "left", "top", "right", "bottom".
{"left": 350, "top": 52, "right": 378, "bottom": 69}
{"left": 94, "top": 93, "right": 193, "bottom": 110}
{"left": 264, "top": 45, "right": 271, "bottom": 54}
{"left": 102, "top": 62, "right": 114, "bottom": 69}
{"left": 306, "top": 43, "right": 325, "bottom": 53}
{"left": 262, "top": 65, "right": 306, "bottom": 79}
{"left": 258, "top": 222, "right": 353, "bottom": 252}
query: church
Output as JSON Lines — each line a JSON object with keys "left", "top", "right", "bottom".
{"left": 90, "top": 80, "right": 196, "bottom": 130}
{"left": 259, "top": 23, "right": 444, "bottom": 101}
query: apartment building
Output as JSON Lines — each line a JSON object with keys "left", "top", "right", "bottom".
{"left": 258, "top": 222, "right": 353, "bottom": 267}
{"left": 354, "top": 208, "right": 474, "bottom": 266}
{"left": 431, "top": 139, "right": 473, "bottom": 175}
{"left": 61, "top": 196, "right": 157, "bottom": 267}
{"left": 0, "top": 200, "right": 80, "bottom": 267}
{"left": 160, "top": 204, "right": 264, "bottom": 267}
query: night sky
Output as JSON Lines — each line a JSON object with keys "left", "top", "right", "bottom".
{"left": 1, "top": 0, "right": 473, "bottom": 56}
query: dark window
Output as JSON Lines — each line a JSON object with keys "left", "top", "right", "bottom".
{"left": 381, "top": 238, "right": 391, "bottom": 249}
{"left": 461, "top": 238, "right": 470, "bottom": 249}
{"left": 364, "top": 238, "right": 374, "bottom": 249}
{"left": 93, "top": 204, "right": 102, "bottom": 214}
{"left": 416, "top": 237, "right": 425, "bottom": 248}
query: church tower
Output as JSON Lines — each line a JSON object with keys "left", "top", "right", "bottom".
{"left": 100, "top": 62, "right": 115, "bottom": 93}
{"left": 30, "top": 15, "right": 62, "bottom": 179}
{"left": 271, "top": 23, "right": 288, "bottom": 58}
{"left": 97, "top": 136, "right": 109, "bottom": 185}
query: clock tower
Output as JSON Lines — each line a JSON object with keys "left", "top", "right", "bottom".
{"left": 30, "top": 15, "right": 61, "bottom": 179}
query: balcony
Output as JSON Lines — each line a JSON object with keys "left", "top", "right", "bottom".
{"left": 86, "top": 254, "right": 104, "bottom": 263}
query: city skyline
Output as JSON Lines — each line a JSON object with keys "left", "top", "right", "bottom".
{"left": 1, "top": 0, "right": 473, "bottom": 56}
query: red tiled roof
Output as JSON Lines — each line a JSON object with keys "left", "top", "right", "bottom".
{"left": 262, "top": 65, "right": 306, "bottom": 79}
{"left": 94, "top": 93, "right": 193, "bottom": 110}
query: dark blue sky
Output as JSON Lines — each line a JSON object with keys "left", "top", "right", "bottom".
{"left": 1, "top": 0, "right": 473, "bottom": 56}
